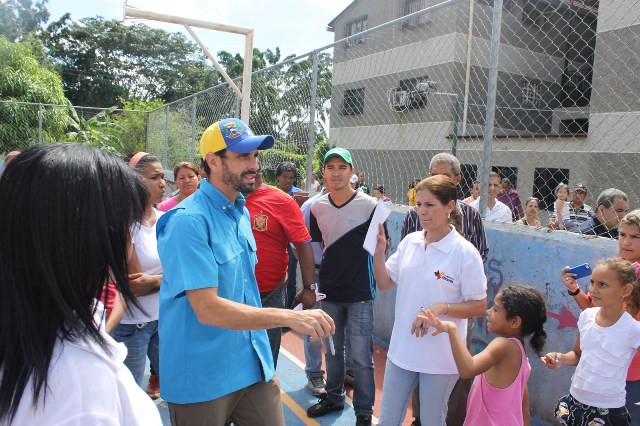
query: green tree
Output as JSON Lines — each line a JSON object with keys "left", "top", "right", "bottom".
{"left": 42, "top": 17, "right": 221, "bottom": 107}
{"left": 112, "top": 99, "right": 164, "bottom": 156}
{"left": 0, "top": 0, "right": 49, "bottom": 42}
{"left": 0, "top": 37, "right": 70, "bottom": 151}
{"left": 63, "top": 107, "right": 126, "bottom": 155}
{"left": 217, "top": 47, "right": 332, "bottom": 153}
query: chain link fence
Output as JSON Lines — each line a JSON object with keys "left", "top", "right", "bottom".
{"left": 144, "top": 0, "right": 640, "bottom": 229}
{"left": 0, "top": 101, "right": 150, "bottom": 161}
{"left": 3, "top": 0, "right": 638, "bottom": 228}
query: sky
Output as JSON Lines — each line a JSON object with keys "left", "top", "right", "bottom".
{"left": 46, "top": 0, "right": 353, "bottom": 59}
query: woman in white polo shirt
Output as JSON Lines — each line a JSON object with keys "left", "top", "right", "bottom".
{"left": 373, "top": 175, "right": 488, "bottom": 426}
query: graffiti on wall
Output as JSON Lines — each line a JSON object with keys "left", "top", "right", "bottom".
{"left": 471, "top": 257, "right": 579, "bottom": 355}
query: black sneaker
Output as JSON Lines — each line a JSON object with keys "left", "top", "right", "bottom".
{"left": 305, "top": 376, "right": 327, "bottom": 396}
{"left": 307, "top": 397, "right": 344, "bottom": 418}
{"left": 356, "top": 414, "right": 372, "bottom": 426}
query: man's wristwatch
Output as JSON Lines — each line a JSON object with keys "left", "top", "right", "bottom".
{"left": 303, "top": 283, "right": 317, "bottom": 291}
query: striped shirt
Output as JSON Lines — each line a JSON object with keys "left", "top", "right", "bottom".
{"left": 400, "top": 200, "right": 489, "bottom": 263}
{"left": 549, "top": 202, "right": 594, "bottom": 225}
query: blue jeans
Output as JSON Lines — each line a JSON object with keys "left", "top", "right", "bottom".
{"left": 112, "top": 320, "right": 160, "bottom": 387}
{"left": 260, "top": 284, "right": 286, "bottom": 369}
{"left": 626, "top": 380, "right": 640, "bottom": 426}
{"left": 321, "top": 300, "right": 375, "bottom": 416}
{"left": 379, "top": 359, "right": 457, "bottom": 426}
{"left": 304, "top": 267, "right": 324, "bottom": 380}
{"left": 286, "top": 246, "right": 298, "bottom": 308}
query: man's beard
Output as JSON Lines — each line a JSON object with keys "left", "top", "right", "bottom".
{"left": 221, "top": 159, "right": 256, "bottom": 194}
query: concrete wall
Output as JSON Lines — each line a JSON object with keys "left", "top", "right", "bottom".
{"left": 376, "top": 205, "right": 618, "bottom": 423}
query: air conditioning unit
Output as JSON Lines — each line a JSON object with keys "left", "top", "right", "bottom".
{"left": 415, "top": 81, "right": 438, "bottom": 93}
{"left": 390, "top": 89, "right": 410, "bottom": 111}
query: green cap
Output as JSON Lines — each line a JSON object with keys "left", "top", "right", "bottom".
{"left": 323, "top": 147, "right": 353, "bottom": 167}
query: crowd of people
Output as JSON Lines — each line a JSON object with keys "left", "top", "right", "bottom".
{"left": 1, "top": 121, "right": 640, "bottom": 426}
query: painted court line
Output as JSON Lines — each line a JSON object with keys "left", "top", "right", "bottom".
{"left": 281, "top": 391, "right": 320, "bottom": 426}
{"left": 280, "top": 347, "right": 356, "bottom": 409}
{"left": 280, "top": 347, "right": 380, "bottom": 424}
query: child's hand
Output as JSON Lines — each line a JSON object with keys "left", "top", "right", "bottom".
{"left": 421, "top": 310, "right": 455, "bottom": 336}
{"left": 561, "top": 267, "right": 579, "bottom": 292}
{"left": 540, "top": 352, "right": 562, "bottom": 369}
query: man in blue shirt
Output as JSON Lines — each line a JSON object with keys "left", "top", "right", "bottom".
{"left": 157, "top": 118, "right": 334, "bottom": 426}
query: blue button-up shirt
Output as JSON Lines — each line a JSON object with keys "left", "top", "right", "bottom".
{"left": 156, "top": 179, "right": 274, "bottom": 404}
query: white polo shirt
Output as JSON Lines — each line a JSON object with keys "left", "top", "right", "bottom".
{"left": 385, "top": 227, "right": 487, "bottom": 374}
{"left": 10, "top": 303, "right": 162, "bottom": 425}
{"left": 471, "top": 198, "right": 512, "bottom": 222}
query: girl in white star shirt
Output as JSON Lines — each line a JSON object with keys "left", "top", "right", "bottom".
{"left": 543, "top": 258, "right": 640, "bottom": 426}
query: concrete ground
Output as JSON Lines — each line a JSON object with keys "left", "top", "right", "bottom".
{"left": 150, "top": 331, "right": 553, "bottom": 425}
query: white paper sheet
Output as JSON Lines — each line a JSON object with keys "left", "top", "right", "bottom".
{"left": 363, "top": 199, "right": 391, "bottom": 256}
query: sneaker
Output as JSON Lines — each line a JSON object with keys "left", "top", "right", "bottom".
{"left": 344, "top": 369, "right": 355, "bottom": 387}
{"left": 306, "top": 376, "right": 327, "bottom": 396}
{"left": 356, "top": 414, "right": 372, "bottom": 426}
{"left": 146, "top": 374, "right": 160, "bottom": 400}
{"left": 307, "top": 396, "right": 344, "bottom": 418}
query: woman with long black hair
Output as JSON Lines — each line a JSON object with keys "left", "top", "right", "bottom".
{"left": 0, "top": 144, "right": 161, "bottom": 425}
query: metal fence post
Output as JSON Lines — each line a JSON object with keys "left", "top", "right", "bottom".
{"left": 479, "top": 0, "right": 504, "bottom": 218}
{"left": 38, "top": 104, "right": 43, "bottom": 144}
{"left": 145, "top": 110, "right": 150, "bottom": 152}
{"left": 305, "top": 51, "right": 320, "bottom": 189}
{"left": 452, "top": 98, "right": 460, "bottom": 157}
{"left": 164, "top": 107, "right": 170, "bottom": 168}
{"left": 191, "top": 96, "right": 197, "bottom": 162}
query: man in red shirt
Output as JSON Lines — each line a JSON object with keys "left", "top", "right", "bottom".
{"left": 244, "top": 169, "right": 317, "bottom": 367}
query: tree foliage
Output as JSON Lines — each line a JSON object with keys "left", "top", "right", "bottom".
{"left": 63, "top": 107, "right": 125, "bottom": 155}
{"left": 217, "top": 47, "right": 332, "bottom": 151}
{"left": 42, "top": 17, "right": 222, "bottom": 107}
{"left": 0, "top": 0, "right": 49, "bottom": 42}
{"left": 112, "top": 99, "right": 164, "bottom": 156}
{"left": 0, "top": 37, "right": 70, "bottom": 150}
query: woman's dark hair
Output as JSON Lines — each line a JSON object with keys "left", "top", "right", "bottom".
{"left": 499, "top": 285, "right": 547, "bottom": 355}
{"left": 415, "top": 175, "right": 462, "bottom": 233}
{"left": 0, "top": 144, "right": 148, "bottom": 422}
{"left": 129, "top": 152, "right": 161, "bottom": 174}
{"left": 173, "top": 161, "right": 199, "bottom": 179}
{"left": 374, "top": 185, "right": 385, "bottom": 194}
{"left": 524, "top": 197, "right": 540, "bottom": 208}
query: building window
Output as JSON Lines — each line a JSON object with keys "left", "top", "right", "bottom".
{"left": 342, "top": 88, "right": 365, "bottom": 115}
{"left": 345, "top": 16, "right": 367, "bottom": 47}
{"left": 561, "top": 119, "right": 589, "bottom": 135}
{"left": 493, "top": 166, "right": 518, "bottom": 189}
{"left": 521, "top": 80, "right": 541, "bottom": 107}
{"left": 401, "top": 0, "right": 430, "bottom": 28}
{"left": 533, "top": 168, "right": 569, "bottom": 210}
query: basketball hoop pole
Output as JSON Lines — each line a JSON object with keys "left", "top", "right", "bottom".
{"left": 124, "top": 3, "right": 254, "bottom": 123}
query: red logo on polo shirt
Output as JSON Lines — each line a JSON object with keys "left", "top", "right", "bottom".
{"left": 253, "top": 214, "right": 268, "bottom": 231}
{"left": 434, "top": 271, "right": 445, "bottom": 279}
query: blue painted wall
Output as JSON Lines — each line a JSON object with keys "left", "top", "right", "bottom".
{"left": 376, "top": 205, "right": 618, "bottom": 423}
